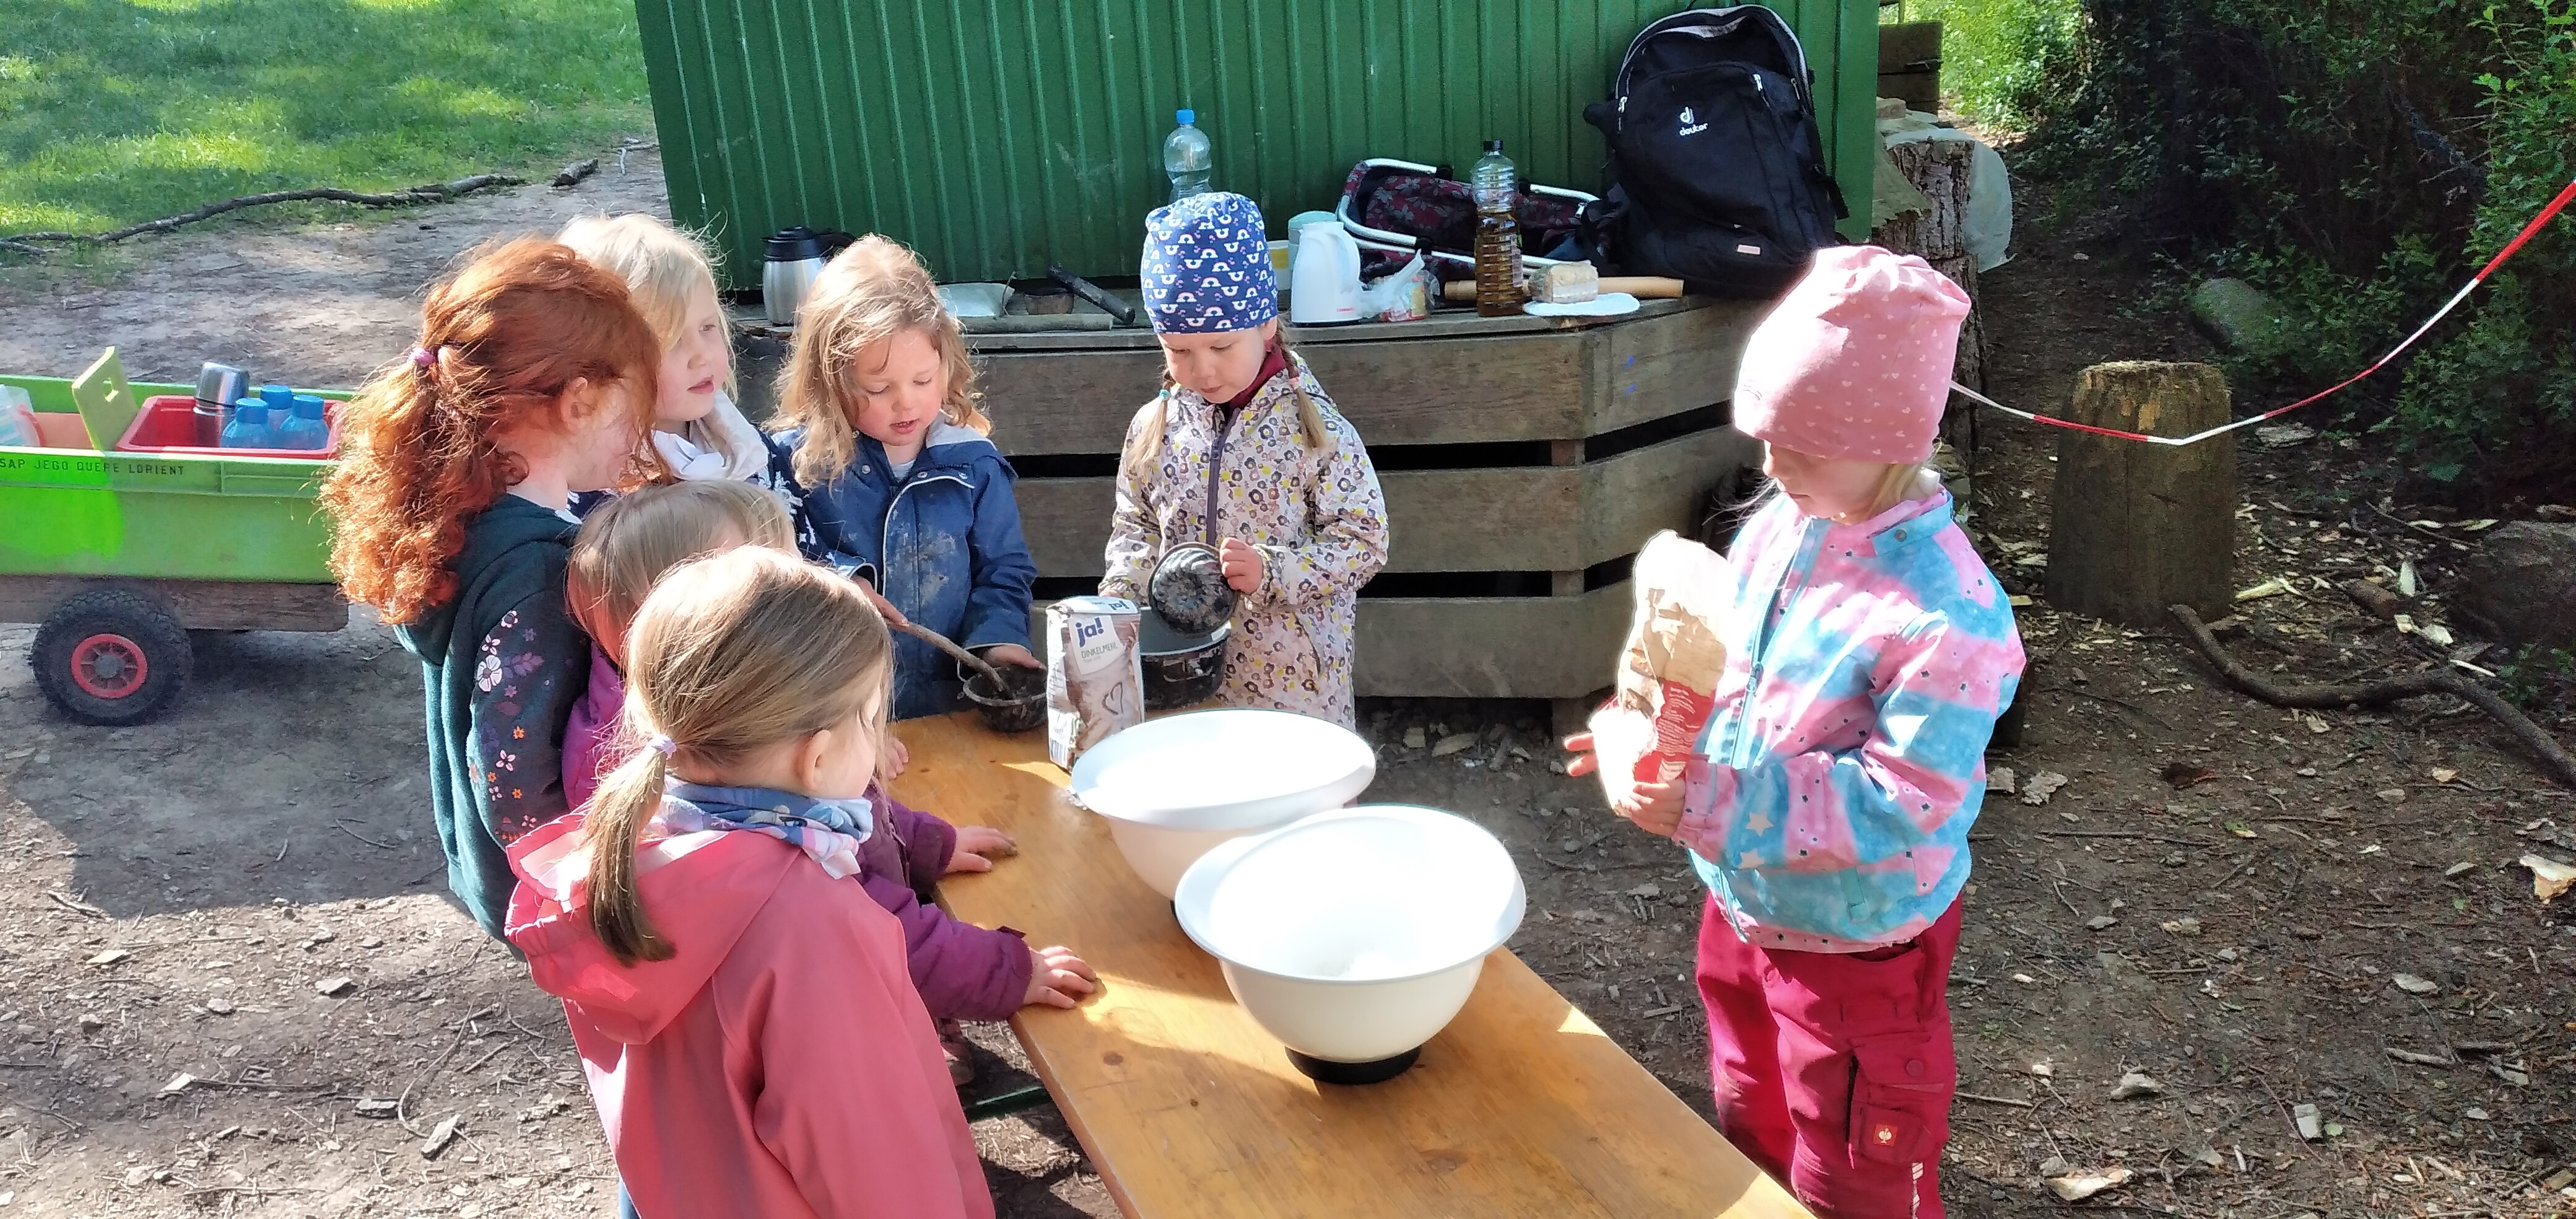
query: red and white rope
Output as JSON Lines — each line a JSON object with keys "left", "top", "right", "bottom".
{"left": 1951, "top": 175, "right": 2576, "bottom": 447}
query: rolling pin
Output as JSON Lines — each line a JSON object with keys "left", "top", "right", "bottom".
{"left": 1440, "top": 275, "right": 1686, "bottom": 303}
{"left": 1047, "top": 264, "right": 1140, "bottom": 326}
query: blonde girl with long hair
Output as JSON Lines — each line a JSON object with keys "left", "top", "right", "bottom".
{"left": 557, "top": 214, "right": 772, "bottom": 489}
{"left": 772, "top": 235, "right": 1039, "bottom": 720}
{"left": 1101, "top": 192, "right": 1390, "bottom": 728}
{"left": 506, "top": 549, "right": 1083, "bottom": 1218}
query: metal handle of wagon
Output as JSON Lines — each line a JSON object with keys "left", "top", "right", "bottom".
{"left": 1333, "top": 157, "right": 1597, "bottom": 269}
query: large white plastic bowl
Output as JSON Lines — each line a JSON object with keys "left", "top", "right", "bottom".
{"left": 1068, "top": 709, "right": 1376, "bottom": 898}
{"left": 1175, "top": 805, "right": 1526, "bottom": 1068}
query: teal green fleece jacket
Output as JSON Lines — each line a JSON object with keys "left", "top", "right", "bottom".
{"left": 394, "top": 496, "right": 591, "bottom": 942}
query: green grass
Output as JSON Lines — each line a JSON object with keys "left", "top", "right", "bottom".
{"left": 0, "top": 0, "right": 653, "bottom": 237}
{"left": 1880, "top": 0, "right": 2082, "bottom": 130}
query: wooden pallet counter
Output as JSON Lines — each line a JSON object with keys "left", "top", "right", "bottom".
{"left": 968, "top": 299, "right": 1765, "bottom": 712}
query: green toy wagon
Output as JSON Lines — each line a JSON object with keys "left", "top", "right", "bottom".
{"left": 1, "top": 350, "right": 350, "bottom": 725}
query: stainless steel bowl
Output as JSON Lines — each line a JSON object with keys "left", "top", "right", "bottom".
{"left": 1140, "top": 614, "right": 1230, "bottom": 711}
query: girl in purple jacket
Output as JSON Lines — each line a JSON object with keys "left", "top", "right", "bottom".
{"left": 560, "top": 481, "right": 1077, "bottom": 1081}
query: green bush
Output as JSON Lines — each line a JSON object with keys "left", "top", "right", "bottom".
{"left": 2006, "top": 0, "right": 2576, "bottom": 500}
{"left": 1884, "top": 0, "right": 2087, "bottom": 131}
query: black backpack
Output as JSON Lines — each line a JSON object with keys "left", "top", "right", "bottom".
{"left": 1582, "top": 6, "right": 1849, "bottom": 298}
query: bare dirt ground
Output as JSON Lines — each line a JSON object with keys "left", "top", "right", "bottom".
{"left": 3, "top": 151, "right": 2572, "bottom": 1218}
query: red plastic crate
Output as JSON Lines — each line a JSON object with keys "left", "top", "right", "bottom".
{"left": 117, "top": 394, "right": 344, "bottom": 459}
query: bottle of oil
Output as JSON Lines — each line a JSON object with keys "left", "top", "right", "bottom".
{"left": 1471, "top": 139, "right": 1523, "bottom": 317}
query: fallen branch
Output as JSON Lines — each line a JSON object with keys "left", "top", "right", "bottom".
{"left": 2170, "top": 603, "right": 2576, "bottom": 790}
{"left": 4, "top": 173, "right": 520, "bottom": 248}
{"left": 1958, "top": 1091, "right": 2037, "bottom": 1108}
{"left": 44, "top": 889, "right": 108, "bottom": 919}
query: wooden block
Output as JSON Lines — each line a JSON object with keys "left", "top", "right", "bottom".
{"left": 0, "top": 576, "right": 347, "bottom": 631}
{"left": 1878, "top": 20, "right": 1943, "bottom": 73}
{"left": 1012, "top": 427, "right": 1757, "bottom": 580}
{"left": 889, "top": 714, "right": 1806, "bottom": 1219}
{"left": 1354, "top": 583, "right": 1631, "bottom": 699}
{"left": 1879, "top": 69, "right": 1940, "bottom": 111}
{"left": 971, "top": 300, "right": 1765, "bottom": 454}
{"left": 2045, "top": 362, "right": 2237, "bottom": 627}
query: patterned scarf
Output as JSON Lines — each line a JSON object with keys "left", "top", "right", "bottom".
{"left": 658, "top": 781, "right": 874, "bottom": 880}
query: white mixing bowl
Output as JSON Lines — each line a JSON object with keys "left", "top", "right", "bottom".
{"left": 1067, "top": 708, "right": 1376, "bottom": 898}
{"left": 1175, "top": 805, "right": 1527, "bottom": 1079}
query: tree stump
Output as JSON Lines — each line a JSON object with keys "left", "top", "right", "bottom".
{"left": 1870, "top": 137, "right": 1986, "bottom": 468}
{"left": 2045, "top": 362, "right": 2237, "bottom": 627}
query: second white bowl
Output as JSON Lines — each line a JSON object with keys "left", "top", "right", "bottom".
{"left": 1175, "top": 805, "right": 1526, "bottom": 1075}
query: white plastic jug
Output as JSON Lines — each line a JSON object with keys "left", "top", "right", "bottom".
{"left": 1288, "top": 223, "right": 1363, "bottom": 326}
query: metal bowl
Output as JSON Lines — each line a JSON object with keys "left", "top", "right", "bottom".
{"left": 957, "top": 658, "right": 1045, "bottom": 733}
{"left": 1147, "top": 543, "right": 1237, "bottom": 637}
{"left": 1140, "top": 613, "right": 1229, "bottom": 711}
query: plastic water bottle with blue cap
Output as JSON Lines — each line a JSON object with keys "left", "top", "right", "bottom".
{"left": 1163, "top": 109, "right": 1211, "bottom": 203}
{"left": 222, "top": 398, "right": 278, "bottom": 450}
{"left": 278, "top": 393, "right": 330, "bottom": 450}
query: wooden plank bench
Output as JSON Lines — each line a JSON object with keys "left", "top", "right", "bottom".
{"left": 890, "top": 712, "right": 1811, "bottom": 1218}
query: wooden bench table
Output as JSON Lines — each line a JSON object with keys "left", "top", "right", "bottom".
{"left": 892, "top": 712, "right": 1809, "bottom": 1218}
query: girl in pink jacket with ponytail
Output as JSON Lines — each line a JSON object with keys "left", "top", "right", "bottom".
{"left": 508, "top": 549, "right": 1056, "bottom": 1219}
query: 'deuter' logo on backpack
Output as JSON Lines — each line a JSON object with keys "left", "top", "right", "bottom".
{"left": 1677, "top": 107, "right": 1707, "bottom": 136}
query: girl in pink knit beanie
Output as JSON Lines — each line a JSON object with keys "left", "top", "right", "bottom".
{"left": 1571, "top": 246, "right": 2026, "bottom": 1218}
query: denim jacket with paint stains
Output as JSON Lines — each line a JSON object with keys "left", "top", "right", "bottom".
{"left": 1677, "top": 485, "right": 2023, "bottom": 951}
{"left": 774, "top": 421, "right": 1038, "bottom": 720}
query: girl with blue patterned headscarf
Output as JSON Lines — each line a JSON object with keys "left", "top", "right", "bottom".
{"left": 1099, "top": 192, "right": 1391, "bottom": 727}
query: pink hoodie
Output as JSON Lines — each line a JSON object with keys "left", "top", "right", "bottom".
{"left": 505, "top": 811, "right": 994, "bottom": 1219}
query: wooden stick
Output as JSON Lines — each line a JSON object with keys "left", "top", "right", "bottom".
{"left": 897, "top": 619, "right": 1007, "bottom": 689}
{"left": 4, "top": 174, "right": 521, "bottom": 247}
{"left": 2169, "top": 603, "right": 2576, "bottom": 790}
{"left": 1441, "top": 276, "right": 1685, "bottom": 302}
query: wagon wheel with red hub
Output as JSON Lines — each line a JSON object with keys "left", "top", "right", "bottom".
{"left": 32, "top": 588, "right": 194, "bottom": 725}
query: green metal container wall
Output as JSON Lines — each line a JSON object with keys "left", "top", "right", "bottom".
{"left": 635, "top": 1, "right": 1878, "bottom": 287}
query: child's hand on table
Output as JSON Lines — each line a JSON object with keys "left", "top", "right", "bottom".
{"left": 1217, "top": 537, "right": 1264, "bottom": 595}
{"left": 1562, "top": 730, "right": 1686, "bottom": 837}
{"left": 980, "top": 644, "right": 1042, "bottom": 670}
{"left": 1024, "top": 945, "right": 1098, "bottom": 1008}
{"left": 944, "top": 826, "right": 1018, "bottom": 874}
{"left": 876, "top": 734, "right": 911, "bottom": 782}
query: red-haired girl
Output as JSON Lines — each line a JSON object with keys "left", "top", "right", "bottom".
{"left": 322, "top": 237, "right": 661, "bottom": 941}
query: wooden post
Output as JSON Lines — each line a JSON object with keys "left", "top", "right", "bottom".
{"left": 2045, "top": 362, "right": 2237, "bottom": 628}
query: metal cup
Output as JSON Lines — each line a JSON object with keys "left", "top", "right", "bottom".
{"left": 194, "top": 363, "right": 248, "bottom": 447}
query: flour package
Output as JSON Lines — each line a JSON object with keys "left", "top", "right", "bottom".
{"left": 1047, "top": 596, "right": 1145, "bottom": 768}
{"left": 1588, "top": 531, "right": 1731, "bottom": 806}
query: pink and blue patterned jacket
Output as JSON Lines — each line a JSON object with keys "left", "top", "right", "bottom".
{"left": 1679, "top": 486, "right": 2023, "bottom": 951}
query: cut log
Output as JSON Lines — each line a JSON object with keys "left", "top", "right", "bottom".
{"left": 1871, "top": 137, "right": 1985, "bottom": 460}
{"left": 2045, "top": 362, "right": 2237, "bottom": 627}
